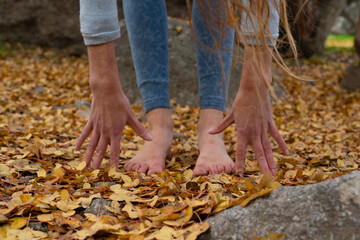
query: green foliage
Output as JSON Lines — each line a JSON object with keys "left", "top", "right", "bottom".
{"left": 325, "top": 34, "right": 356, "bottom": 53}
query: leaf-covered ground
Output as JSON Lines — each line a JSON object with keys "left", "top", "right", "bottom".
{"left": 0, "top": 42, "right": 359, "bottom": 240}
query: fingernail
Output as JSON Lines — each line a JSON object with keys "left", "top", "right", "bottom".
{"left": 146, "top": 132, "right": 153, "bottom": 140}
{"left": 271, "top": 169, "right": 277, "bottom": 176}
{"left": 237, "top": 171, "right": 244, "bottom": 178}
{"left": 208, "top": 127, "right": 214, "bottom": 133}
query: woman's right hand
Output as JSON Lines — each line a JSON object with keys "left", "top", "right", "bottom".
{"left": 75, "top": 42, "right": 152, "bottom": 169}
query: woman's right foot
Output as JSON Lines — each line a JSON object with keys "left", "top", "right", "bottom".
{"left": 124, "top": 108, "right": 173, "bottom": 175}
{"left": 193, "top": 109, "right": 235, "bottom": 176}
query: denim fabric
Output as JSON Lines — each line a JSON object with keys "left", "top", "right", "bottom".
{"left": 123, "top": 0, "right": 171, "bottom": 112}
{"left": 192, "top": 0, "right": 235, "bottom": 111}
{"left": 123, "top": 0, "right": 234, "bottom": 112}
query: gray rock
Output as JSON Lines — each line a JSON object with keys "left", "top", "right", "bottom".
{"left": 0, "top": 1, "right": 185, "bottom": 54}
{"left": 28, "top": 222, "right": 48, "bottom": 233}
{"left": 332, "top": 1, "right": 360, "bottom": 35}
{"left": 73, "top": 100, "right": 91, "bottom": 109}
{"left": 0, "top": 0, "right": 87, "bottom": 55}
{"left": 84, "top": 198, "right": 113, "bottom": 216}
{"left": 173, "top": 132, "right": 188, "bottom": 141}
{"left": 77, "top": 110, "right": 90, "bottom": 118}
{"left": 95, "top": 182, "right": 117, "bottom": 187}
{"left": 116, "top": 17, "right": 286, "bottom": 108}
{"left": 341, "top": 64, "right": 360, "bottom": 90}
{"left": 199, "top": 171, "right": 360, "bottom": 240}
{"left": 30, "top": 86, "right": 44, "bottom": 93}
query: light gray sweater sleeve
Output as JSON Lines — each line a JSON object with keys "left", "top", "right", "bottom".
{"left": 241, "top": 0, "right": 280, "bottom": 46}
{"left": 79, "top": 0, "right": 120, "bottom": 45}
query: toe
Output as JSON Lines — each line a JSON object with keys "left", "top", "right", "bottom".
{"left": 210, "top": 166, "right": 219, "bottom": 175}
{"left": 193, "top": 166, "right": 208, "bottom": 176}
{"left": 133, "top": 164, "right": 141, "bottom": 171}
{"left": 124, "top": 161, "right": 135, "bottom": 171}
{"left": 217, "top": 165, "right": 225, "bottom": 173}
{"left": 224, "top": 164, "right": 232, "bottom": 174}
{"left": 148, "top": 163, "right": 164, "bottom": 175}
{"left": 138, "top": 164, "right": 149, "bottom": 173}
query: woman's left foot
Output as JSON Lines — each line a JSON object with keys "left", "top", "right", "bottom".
{"left": 193, "top": 109, "right": 234, "bottom": 176}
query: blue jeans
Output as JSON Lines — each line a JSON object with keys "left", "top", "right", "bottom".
{"left": 123, "top": 0, "right": 235, "bottom": 112}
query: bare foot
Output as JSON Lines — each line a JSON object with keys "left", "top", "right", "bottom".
{"left": 193, "top": 109, "right": 235, "bottom": 176}
{"left": 124, "top": 108, "right": 173, "bottom": 175}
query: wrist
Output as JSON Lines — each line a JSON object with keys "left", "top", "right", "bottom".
{"left": 90, "top": 75, "right": 123, "bottom": 95}
{"left": 239, "top": 45, "right": 272, "bottom": 92}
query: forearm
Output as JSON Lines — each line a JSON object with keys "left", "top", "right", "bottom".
{"left": 87, "top": 42, "right": 123, "bottom": 95}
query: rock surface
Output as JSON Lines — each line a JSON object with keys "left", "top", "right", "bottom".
{"left": 116, "top": 18, "right": 286, "bottom": 108}
{"left": 84, "top": 198, "right": 113, "bottom": 216}
{"left": 0, "top": 0, "right": 86, "bottom": 55}
{"left": 341, "top": 9, "right": 360, "bottom": 91}
{"left": 341, "top": 64, "right": 360, "bottom": 90}
{"left": 199, "top": 171, "right": 360, "bottom": 240}
{"left": 332, "top": 1, "right": 360, "bottom": 35}
{"left": 0, "top": 0, "right": 186, "bottom": 55}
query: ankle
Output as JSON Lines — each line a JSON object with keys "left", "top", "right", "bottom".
{"left": 197, "top": 109, "right": 223, "bottom": 133}
{"left": 147, "top": 108, "right": 174, "bottom": 131}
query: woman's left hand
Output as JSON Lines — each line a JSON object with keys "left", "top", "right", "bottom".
{"left": 208, "top": 45, "right": 288, "bottom": 177}
{"left": 208, "top": 87, "right": 288, "bottom": 177}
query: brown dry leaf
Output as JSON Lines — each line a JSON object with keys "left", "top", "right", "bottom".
{"left": 37, "top": 214, "right": 54, "bottom": 222}
{"left": 10, "top": 217, "right": 27, "bottom": 229}
{"left": 0, "top": 42, "right": 358, "bottom": 239}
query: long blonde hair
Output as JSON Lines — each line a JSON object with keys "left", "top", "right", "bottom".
{"left": 187, "top": 0, "right": 302, "bottom": 109}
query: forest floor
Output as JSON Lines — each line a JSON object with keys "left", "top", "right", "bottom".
{"left": 0, "top": 40, "right": 359, "bottom": 240}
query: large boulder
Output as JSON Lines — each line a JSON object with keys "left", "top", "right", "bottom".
{"left": 116, "top": 17, "right": 286, "bottom": 108}
{"left": 199, "top": 171, "right": 360, "bottom": 240}
{"left": 279, "top": 0, "right": 348, "bottom": 57}
{"left": 341, "top": 9, "right": 360, "bottom": 90}
{"left": 0, "top": 0, "right": 186, "bottom": 55}
{"left": 331, "top": 0, "right": 360, "bottom": 35}
{"left": 0, "top": 0, "right": 86, "bottom": 55}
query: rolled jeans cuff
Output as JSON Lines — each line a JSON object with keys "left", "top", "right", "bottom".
{"left": 200, "top": 96, "right": 226, "bottom": 111}
{"left": 138, "top": 80, "right": 170, "bottom": 112}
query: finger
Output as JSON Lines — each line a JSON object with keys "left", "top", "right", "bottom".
{"left": 109, "top": 136, "right": 121, "bottom": 169}
{"left": 208, "top": 113, "right": 234, "bottom": 134}
{"left": 235, "top": 138, "right": 247, "bottom": 177}
{"left": 92, "top": 137, "right": 108, "bottom": 169}
{"left": 84, "top": 130, "right": 99, "bottom": 167}
{"left": 262, "top": 133, "right": 276, "bottom": 176}
{"left": 75, "top": 122, "right": 93, "bottom": 151}
{"left": 127, "top": 116, "right": 153, "bottom": 141}
{"left": 269, "top": 122, "right": 288, "bottom": 155}
{"left": 252, "top": 137, "right": 271, "bottom": 174}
